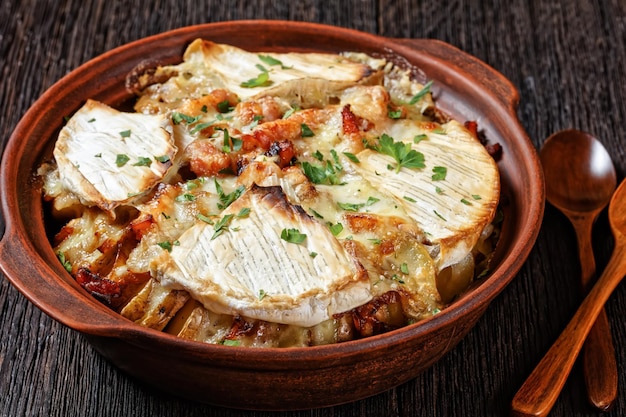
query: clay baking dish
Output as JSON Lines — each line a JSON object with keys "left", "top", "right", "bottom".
{"left": 0, "top": 21, "right": 544, "bottom": 410}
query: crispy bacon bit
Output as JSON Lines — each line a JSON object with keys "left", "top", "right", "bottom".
{"left": 345, "top": 213, "right": 378, "bottom": 233}
{"left": 75, "top": 267, "right": 121, "bottom": 305}
{"left": 130, "top": 214, "right": 155, "bottom": 241}
{"left": 342, "top": 104, "right": 361, "bottom": 135}
{"left": 485, "top": 143, "right": 503, "bottom": 161}
{"left": 378, "top": 239, "right": 396, "bottom": 256}
{"left": 186, "top": 139, "right": 233, "bottom": 177}
{"left": 464, "top": 120, "right": 479, "bottom": 139}
{"left": 265, "top": 140, "right": 296, "bottom": 167}
{"left": 351, "top": 291, "right": 406, "bottom": 337}
{"left": 226, "top": 315, "right": 255, "bottom": 339}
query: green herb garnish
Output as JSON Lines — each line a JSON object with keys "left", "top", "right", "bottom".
{"left": 115, "top": 154, "right": 130, "bottom": 167}
{"left": 376, "top": 134, "right": 425, "bottom": 173}
{"left": 431, "top": 166, "right": 447, "bottom": 181}
{"left": 133, "top": 156, "right": 152, "bottom": 167}
{"left": 281, "top": 228, "right": 307, "bottom": 244}
{"left": 408, "top": 80, "right": 433, "bottom": 105}
{"left": 240, "top": 71, "right": 272, "bottom": 88}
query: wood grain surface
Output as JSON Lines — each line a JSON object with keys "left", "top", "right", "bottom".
{"left": 1, "top": 1, "right": 625, "bottom": 416}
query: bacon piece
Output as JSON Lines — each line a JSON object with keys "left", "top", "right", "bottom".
{"left": 76, "top": 267, "right": 121, "bottom": 305}
{"left": 186, "top": 139, "right": 233, "bottom": 177}
{"left": 464, "top": 120, "right": 479, "bottom": 139}
{"left": 225, "top": 315, "right": 255, "bottom": 340}
{"left": 130, "top": 214, "right": 155, "bottom": 241}
{"left": 342, "top": 104, "right": 362, "bottom": 135}
{"left": 265, "top": 140, "right": 296, "bottom": 168}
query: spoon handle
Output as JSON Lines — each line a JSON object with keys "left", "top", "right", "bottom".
{"left": 511, "top": 242, "right": 626, "bottom": 417}
{"left": 572, "top": 215, "right": 618, "bottom": 410}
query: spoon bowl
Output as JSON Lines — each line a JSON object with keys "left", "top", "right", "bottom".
{"left": 540, "top": 129, "right": 616, "bottom": 214}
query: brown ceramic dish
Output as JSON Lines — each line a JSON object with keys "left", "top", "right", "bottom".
{"left": 0, "top": 21, "right": 544, "bottom": 410}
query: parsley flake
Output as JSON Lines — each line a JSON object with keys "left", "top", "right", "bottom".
{"left": 155, "top": 155, "right": 171, "bottom": 163}
{"left": 215, "top": 180, "right": 245, "bottom": 210}
{"left": 133, "top": 156, "right": 152, "bottom": 167}
{"left": 240, "top": 71, "right": 272, "bottom": 88}
{"left": 115, "top": 154, "right": 130, "bottom": 167}
{"left": 212, "top": 214, "right": 235, "bottom": 240}
{"left": 431, "top": 166, "right": 447, "bottom": 181}
{"left": 119, "top": 130, "right": 131, "bottom": 138}
{"left": 409, "top": 80, "right": 433, "bottom": 105}
{"left": 57, "top": 252, "right": 72, "bottom": 273}
{"left": 281, "top": 228, "right": 307, "bottom": 244}
{"left": 343, "top": 152, "right": 360, "bottom": 163}
{"left": 157, "top": 241, "right": 173, "bottom": 252}
{"left": 301, "top": 123, "right": 315, "bottom": 137}
{"left": 329, "top": 223, "right": 343, "bottom": 236}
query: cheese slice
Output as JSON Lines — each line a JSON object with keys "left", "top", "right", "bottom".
{"left": 136, "top": 39, "right": 377, "bottom": 109}
{"left": 151, "top": 185, "right": 372, "bottom": 327}
{"left": 54, "top": 99, "right": 176, "bottom": 211}
{"left": 352, "top": 120, "right": 500, "bottom": 270}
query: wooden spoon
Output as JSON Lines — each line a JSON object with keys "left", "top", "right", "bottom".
{"left": 539, "top": 129, "right": 618, "bottom": 411}
{"left": 511, "top": 177, "right": 626, "bottom": 416}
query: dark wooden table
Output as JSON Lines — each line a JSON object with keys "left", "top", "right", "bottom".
{"left": 1, "top": 1, "right": 625, "bottom": 416}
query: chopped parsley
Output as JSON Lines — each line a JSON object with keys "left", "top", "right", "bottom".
{"left": 387, "top": 107, "right": 403, "bottom": 119}
{"left": 217, "top": 128, "right": 242, "bottom": 153}
{"left": 57, "top": 252, "right": 72, "bottom": 273}
{"left": 472, "top": 194, "right": 482, "bottom": 200}
{"left": 403, "top": 196, "right": 417, "bottom": 203}
{"left": 413, "top": 134, "right": 428, "bottom": 143}
{"left": 337, "top": 201, "right": 365, "bottom": 212}
{"left": 240, "top": 71, "right": 272, "bottom": 88}
{"left": 217, "top": 100, "right": 233, "bottom": 113}
{"left": 258, "top": 54, "right": 291, "bottom": 69}
{"left": 431, "top": 166, "right": 447, "bottom": 181}
{"left": 157, "top": 241, "right": 173, "bottom": 252}
{"left": 133, "top": 156, "right": 152, "bottom": 167}
{"left": 175, "top": 193, "right": 196, "bottom": 203}
{"left": 408, "top": 80, "right": 433, "bottom": 105}
{"left": 258, "top": 289, "right": 267, "bottom": 300}
{"left": 433, "top": 210, "right": 447, "bottom": 221}
{"left": 461, "top": 198, "right": 472, "bottom": 205}
{"left": 119, "top": 129, "right": 131, "bottom": 138}
{"left": 372, "top": 134, "right": 425, "bottom": 173}
{"left": 281, "top": 228, "right": 307, "bottom": 244}
{"left": 400, "top": 263, "right": 409, "bottom": 274}
{"left": 343, "top": 152, "right": 360, "bottom": 163}
{"left": 155, "top": 155, "right": 171, "bottom": 163}
{"left": 172, "top": 112, "right": 202, "bottom": 125}
{"left": 212, "top": 214, "right": 235, "bottom": 240}
{"left": 215, "top": 180, "right": 245, "bottom": 210}
{"left": 236, "top": 207, "right": 251, "bottom": 218}
{"left": 115, "top": 154, "right": 130, "bottom": 167}
{"left": 329, "top": 223, "right": 343, "bottom": 236}
{"left": 221, "top": 339, "right": 241, "bottom": 346}
{"left": 196, "top": 213, "right": 214, "bottom": 224}
{"left": 301, "top": 160, "right": 343, "bottom": 185}
{"left": 301, "top": 123, "right": 314, "bottom": 137}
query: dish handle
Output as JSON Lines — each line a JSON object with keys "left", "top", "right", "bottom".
{"left": 395, "top": 38, "right": 520, "bottom": 112}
